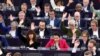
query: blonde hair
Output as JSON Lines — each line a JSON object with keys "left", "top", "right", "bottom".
{"left": 68, "top": 19, "right": 75, "bottom": 25}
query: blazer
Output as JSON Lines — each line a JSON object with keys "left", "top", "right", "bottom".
{"left": 0, "top": 22, "right": 18, "bottom": 37}
{"left": 46, "top": 18, "right": 61, "bottom": 28}
{"left": 0, "top": 36, "right": 9, "bottom": 47}
{"left": 88, "top": 28, "right": 100, "bottom": 38}
{"left": 60, "top": 22, "right": 81, "bottom": 38}
{"left": 45, "top": 38, "right": 69, "bottom": 50}
{"left": 35, "top": 28, "right": 51, "bottom": 38}
{"left": 17, "top": 27, "right": 40, "bottom": 49}
{"left": 14, "top": 18, "right": 31, "bottom": 27}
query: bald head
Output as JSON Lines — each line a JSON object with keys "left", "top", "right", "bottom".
{"left": 74, "top": 11, "right": 81, "bottom": 20}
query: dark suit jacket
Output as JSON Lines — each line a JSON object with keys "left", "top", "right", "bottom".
{"left": 32, "top": 11, "right": 43, "bottom": 17}
{"left": 88, "top": 28, "right": 100, "bottom": 38}
{"left": 0, "top": 37, "right": 9, "bottom": 47}
{"left": 75, "top": 19, "right": 87, "bottom": 30}
{"left": 41, "top": 11, "right": 49, "bottom": 17}
{"left": 46, "top": 18, "right": 61, "bottom": 28}
{"left": 35, "top": 28, "right": 51, "bottom": 38}
{"left": 17, "top": 27, "right": 40, "bottom": 49}
{"left": 14, "top": 18, "right": 31, "bottom": 27}
{"left": 72, "top": 49, "right": 100, "bottom": 56}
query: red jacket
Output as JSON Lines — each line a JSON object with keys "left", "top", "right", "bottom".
{"left": 45, "top": 38, "right": 69, "bottom": 51}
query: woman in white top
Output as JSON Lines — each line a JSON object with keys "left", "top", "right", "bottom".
{"left": 50, "top": 0, "right": 65, "bottom": 12}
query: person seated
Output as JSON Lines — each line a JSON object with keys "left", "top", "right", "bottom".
{"left": 35, "top": 20, "right": 51, "bottom": 39}
{"left": 88, "top": 19, "right": 100, "bottom": 39}
{"left": 72, "top": 39, "right": 100, "bottom": 56}
{"left": 45, "top": 33, "right": 69, "bottom": 51}
{"left": 46, "top": 10, "right": 61, "bottom": 28}
{"left": 17, "top": 27, "right": 40, "bottom": 49}
{"left": 41, "top": 3, "right": 51, "bottom": 17}
{"left": 82, "top": 0, "right": 91, "bottom": 13}
{"left": 0, "top": 20, "right": 19, "bottom": 38}
{"left": 73, "top": 11, "right": 86, "bottom": 29}
{"left": 12, "top": 11, "right": 31, "bottom": 27}
{"left": 71, "top": 30, "right": 90, "bottom": 48}
{"left": 61, "top": 13, "right": 81, "bottom": 38}
{"left": 20, "top": 3, "right": 32, "bottom": 18}
{"left": 1, "top": 0, "right": 15, "bottom": 11}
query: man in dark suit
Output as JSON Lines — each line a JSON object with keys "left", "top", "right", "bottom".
{"left": 88, "top": 20, "right": 100, "bottom": 39}
{"left": 41, "top": 3, "right": 51, "bottom": 17}
{"left": 35, "top": 20, "right": 51, "bottom": 39}
{"left": 72, "top": 39, "right": 100, "bottom": 56}
{"left": 82, "top": 0, "right": 91, "bottom": 13}
{"left": 46, "top": 10, "right": 61, "bottom": 28}
{"left": 74, "top": 11, "right": 86, "bottom": 29}
{"left": 14, "top": 11, "right": 31, "bottom": 27}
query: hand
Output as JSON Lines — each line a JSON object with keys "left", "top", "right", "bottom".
{"left": 92, "top": 47, "right": 96, "bottom": 52}
{"left": 67, "top": 0, "right": 73, "bottom": 6}
{"left": 35, "top": 7, "right": 41, "bottom": 13}
{"left": 68, "top": 0, "right": 73, "bottom": 4}
{"left": 9, "top": 14, "right": 14, "bottom": 21}
{"left": 67, "top": 14, "right": 72, "bottom": 20}
{"left": 74, "top": 40, "right": 80, "bottom": 48}
{"left": 6, "top": 0, "right": 13, "bottom": 6}
{"left": 30, "top": 22, "right": 35, "bottom": 30}
{"left": 90, "top": 2, "right": 94, "bottom": 6}
{"left": 72, "top": 33, "right": 76, "bottom": 43}
{"left": 62, "top": 13, "right": 67, "bottom": 21}
{"left": 19, "top": 20, "right": 24, "bottom": 26}
{"left": 92, "top": 12, "right": 96, "bottom": 19}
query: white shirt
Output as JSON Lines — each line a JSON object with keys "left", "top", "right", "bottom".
{"left": 39, "top": 30, "right": 45, "bottom": 39}
{"left": 75, "top": 20, "right": 80, "bottom": 28}
{"left": 31, "top": 4, "right": 36, "bottom": 10}
{"left": 50, "top": 19, "right": 55, "bottom": 27}
{"left": 9, "top": 30, "right": 16, "bottom": 38}
{"left": 83, "top": 6, "right": 89, "bottom": 12}
{"left": 50, "top": 0, "right": 65, "bottom": 12}
{"left": 55, "top": 6, "right": 65, "bottom": 12}
{"left": 93, "top": 29, "right": 99, "bottom": 38}
{"left": 0, "top": 49, "right": 3, "bottom": 55}
{"left": 45, "top": 12, "right": 49, "bottom": 17}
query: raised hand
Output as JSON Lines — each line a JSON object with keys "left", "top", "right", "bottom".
{"left": 18, "top": 20, "right": 24, "bottom": 27}
{"left": 62, "top": 12, "right": 67, "bottom": 21}
{"left": 6, "top": 0, "right": 13, "bottom": 6}
{"left": 92, "top": 46, "right": 96, "bottom": 55}
{"left": 68, "top": 14, "right": 72, "bottom": 20}
{"left": 9, "top": 14, "right": 14, "bottom": 21}
{"left": 72, "top": 33, "right": 76, "bottom": 43}
{"left": 67, "top": 0, "right": 73, "bottom": 6}
{"left": 30, "top": 22, "right": 35, "bottom": 30}
{"left": 35, "top": 7, "right": 41, "bottom": 13}
{"left": 74, "top": 39, "right": 80, "bottom": 48}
